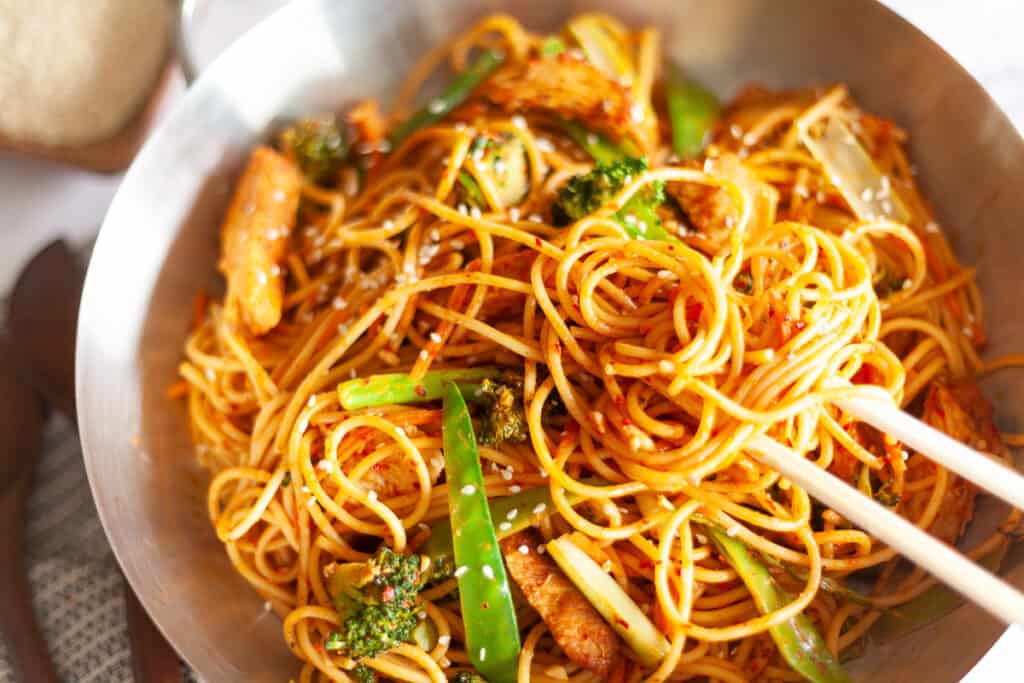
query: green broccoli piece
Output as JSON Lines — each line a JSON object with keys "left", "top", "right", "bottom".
{"left": 475, "top": 378, "right": 528, "bottom": 446}
{"left": 323, "top": 547, "right": 426, "bottom": 660}
{"left": 280, "top": 115, "right": 347, "bottom": 184}
{"left": 450, "top": 672, "right": 488, "bottom": 683}
{"left": 352, "top": 664, "right": 377, "bottom": 683}
{"left": 554, "top": 157, "right": 670, "bottom": 240}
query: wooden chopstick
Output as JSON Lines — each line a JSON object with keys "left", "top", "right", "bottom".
{"left": 835, "top": 394, "right": 1024, "bottom": 511}
{"left": 746, "top": 432, "right": 1024, "bottom": 625}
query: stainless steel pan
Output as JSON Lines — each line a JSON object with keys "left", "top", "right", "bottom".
{"left": 76, "top": 0, "right": 1024, "bottom": 680}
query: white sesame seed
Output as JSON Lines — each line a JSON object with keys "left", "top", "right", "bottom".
{"left": 367, "top": 490, "right": 378, "bottom": 502}
{"left": 509, "top": 485, "right": 521, "bottom": 494}
{"left": 659, "top": 360, "right": 676, "bottom": 373}
{"left": 532, "top": 503, "right": 546, "bottom": 515}
{"left": 428, "top": 99, "right": 446, "bottom": 114}
{"left": 204, "top": 367, "right": 215, "bottom": 381}
{"left": 517, "top": 544, "right": 530, "bottom": 554}
{"left": 418, "top": 610, "right": 427, "bottom": 619}
{"left": 508, "top": 207, "right": 520, "bottom": 222}
{"left": 499, "top": 521, "right": 512, "bottom": 531}
{"left": 269, "top": 264, "right": 281, "bottom": 277}
{"left": 470, "top": 206, "right": 482, "bottom": 220}
{"left": 454, "top": 122, "right": 467, "bottom": 132}
{"left": 586, "top": 133, "right": 598, "bottom": 147}
{"left": 419, "top": 349, "right": 430, "bottom": 362}
{"left": 506, "top": 509, "right": 518, "bottom": 521}
{"left": 429, "top": 332, "right": 443, "bottom": 343}
{"left": 301, "top": 486, "right": 310, "bottom": 494}
{"left": 317, "top": 460, "right": 333, "bottom": 472}
{"left": 454, "top": 565, "right": 468, "bottom": 578}
{"left": 500, "top": 468, "right": 513, "bottom": 481}
{"left": 479, "top": 647, "right": 487, "bottom": 661}
{"left": 925, "top": 221, "right": 940, "bottom": 233}
{"left": 528, "top": 214, "right": 543, "bottom": 223}
{"left": 656, "top": 269, "right": 673, "bottom": 279}
{"left": 537, "top": 545, "right": 546, "bottom": 555}
{"left": 482, "top": 565, "right": 495, "bottom": 579}
{"left": 494, "top": 158, "right": 506, "bottom": 175}
{"left": 307, "top": 395, "right": 317, "bottom": 407}
{"left": 540, "top": 470, "right": 548, "bottom": 478}
{"left": 438, "top": 634, "right": 451, "bottom": 646}
{"left": 457, "top": 203, "right": 469, "bottom": 216}
{"left": 461, "top": 484, "right": 476, "bottom": 495}
{"left": 537, "top": 138, "right": 555, "bottom": 152}
{"left": 623, "top": 214, "right": 637, "bottom": 225}
{"left": 511, "top": 115, "right": 527, "bottom": 130}
{"left": 861, "top": 187, "right": 874, "bottom": 201}
{"left": 601, "top": 559, "right": 613, "bottom": 572}
{"left": 450, "top": 239, "right": 465, "bottom": 250}
{"left": 263, "top": 601, "right": 272, "bottom": 611}
{"left": 395, "top": 426, "right": 406, "bottom": 436}
{"left": 630, "top": 102, "right": 645, "bottom": 123}
{"left": 349, "top": 368, "right": 357, "bottom": 379}
{"left": 729, "top": 124, "right": 743, "bottom": 139}
{"left": 726, "top": 525, "right": 740, "bottom": 537}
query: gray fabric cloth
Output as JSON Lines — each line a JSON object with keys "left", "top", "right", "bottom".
{"left": 0, "top": 417, "right": 200, "bottom": 683}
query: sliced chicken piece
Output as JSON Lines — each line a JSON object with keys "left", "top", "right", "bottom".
{"left": 916, "top": 381, "right": 1009, "bottom": 544}
{"left": 500, "top": 529, "right": 620, "bottom": 677}
{"left": 480, "top": 55, "right": 656, "bottom": 154}
{"left": 219, "top": 146, "right": 302, "bottom": 335}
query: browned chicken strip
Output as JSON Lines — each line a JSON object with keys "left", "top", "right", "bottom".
{"left": 480, "top": 55, "right": 656, "bottom": 154}
{"left": 500, "top": 529, "right": 620, "bottom": 677}
{"left": 916, "top": 380, "right": 1010, "bottom": 544}
{"left": 219, "top": 146, "right": 302, "bottom": 335}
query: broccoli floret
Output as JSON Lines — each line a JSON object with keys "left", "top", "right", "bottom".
{"left": 280, "top": 115, "right": 347, "bottom": 184}
{"left": 352, "top": 664, "right": 377, "bottom": 683}
{"left": 476, "top": 378, "right": 528, "bottom": 446}
{"left": 554, "top": 157, "right": 667, "bottom": 239}
{"left": 323, "top": 547, "right": 426, "bottom": 660}
{"left": 450, "top": 672, "right": 488, "bottom": 683}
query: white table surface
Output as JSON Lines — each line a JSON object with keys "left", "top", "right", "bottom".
{"left": 0, "top": 1, "right": 1019, "bottom": 680}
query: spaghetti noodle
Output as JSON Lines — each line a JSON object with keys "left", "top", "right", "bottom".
{"left": 178, "top": 13, "right": 1020, "bottom": 683}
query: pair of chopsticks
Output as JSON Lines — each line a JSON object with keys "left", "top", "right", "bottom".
{"left": 745, "top": 386, "right": 1024, "bottom": 625}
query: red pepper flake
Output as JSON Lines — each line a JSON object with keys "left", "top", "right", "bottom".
{"left": 615, "top": 617, "right": 630, "bottom": 629}
{"left": 534, "top": 237, "right": 542, "bottom": 248}
{"left": 381, "top": 585, "right": 395, "bottom": 602}
{"left": 414, "top": 384, "right": 427, "bottom": 397}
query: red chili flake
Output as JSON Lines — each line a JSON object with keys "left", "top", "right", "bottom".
{"left": 481, "top": 601, "right": 490, "bottom": 609}
{"left": 621, "top": 417, "right": 632, "bottom": 427}
{"left": 414, "top": 384, "right": 427, "bottom": 397}
{"left": 534, "top": 237, "right": 542, "bottom": 247}
{"left": 615, "top": 617, "right": 630, "bottom": 630}
{"left": 381, "top": 585, "right": 395, "bottom": 602}
{"left": 638, "top": 558, "right": 654, "bottom": 570}
{"left": 552, "top": 341, "right": 561, "bottom": 353}
{"left": 686, "top": 302, "right": 703, "bottom": 321}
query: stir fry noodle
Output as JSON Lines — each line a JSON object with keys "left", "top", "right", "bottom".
{"left": 176, "top": 13, "right": 1021, "bottom": 683}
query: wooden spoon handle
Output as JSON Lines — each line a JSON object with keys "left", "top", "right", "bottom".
{"left": 124, "top": 585, "right": 183, "bottom": 682}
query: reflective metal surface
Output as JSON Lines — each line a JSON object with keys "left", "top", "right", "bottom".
{"left": 77, "top": 1, "right": 1024, "bottom": 680}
